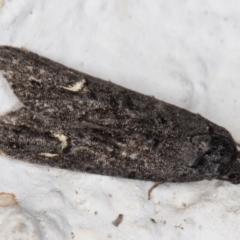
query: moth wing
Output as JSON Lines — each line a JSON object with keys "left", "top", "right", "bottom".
{"left": 0, "top": 108, "right": 64, "bottom": 165}
{"left": 0, "top": 46, "right": 159, "bottom": 127}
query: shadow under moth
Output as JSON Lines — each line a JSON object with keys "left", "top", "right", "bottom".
{"left": 0, "top": 46, "right": 239, "bottom": 184}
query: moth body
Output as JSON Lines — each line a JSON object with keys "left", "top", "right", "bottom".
{"left": 0, "top": 46, "right": 239, "bottom": 183}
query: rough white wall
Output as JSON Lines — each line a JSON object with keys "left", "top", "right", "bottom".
{"left": 0, "top": 1, "right": 240, "bottom": 239}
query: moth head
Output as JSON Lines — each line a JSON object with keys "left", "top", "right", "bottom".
{"left": 223, "top": 151, "right": 240, "bottom": 184}
{"left": 207, "top": 136, "right": 238, "bottom": 176}
{"left": 191, "top": 135, "right": 238, "bottom": 178}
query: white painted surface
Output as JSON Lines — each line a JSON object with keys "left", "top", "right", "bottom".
{"left": 0, "top": 1, "right": 240, "bottom": 239}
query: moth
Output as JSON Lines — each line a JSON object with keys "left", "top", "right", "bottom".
{"left": 0, "top": 46, "right": 239, "bottom": 184}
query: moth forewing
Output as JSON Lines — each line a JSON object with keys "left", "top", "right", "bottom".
{"left": 0, "top": 46, "right": 239, "bottom": 184}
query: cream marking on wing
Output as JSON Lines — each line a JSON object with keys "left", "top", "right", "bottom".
{"left": 121, "top": 151, "right": 127, "bottom": 157}
{"left": 40, "top": 69, "right": 45, "bottom": 74}
{"left": 28, "top": 76, "right": 41, "bottom": 82}
{"left": 26, "top": 66, "right": 33, "bottom": 71}
{"left": 130, "top": 153, "right": 138, "bottom": 160}
{"left": 39, "top": 153, "right": 58, "bottom": 157}
{"left": 12, "top": 59, "right": 18, "bottom": 64}
{"left": 53, "top": 133, "right": 68, "bottom": 150}
{"left": 59, "top": 79, "right": 86, "bottom": 92}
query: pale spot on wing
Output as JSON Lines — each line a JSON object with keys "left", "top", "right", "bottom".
{"left": 130, "top": 153, "right": 138, "bottom": 160}
{"left": 40, "top": 69, "right": 45, "bottom": 74}
{"left": 53, "top": 133, "right": 68, "bottom": 150}
{"left": 59, "top": 79, "right": 86, "bottom": 92}
{"left": 121, "top": 151, "right": 127, "bottom": 157}
{"left": 28, "top": 76, "right": 40, "bottom": 82}
{"left": 12, "top": 58, "right": 18, "bottom": 64}
{"left": 39, "top": 153, "right": 58, "bottom": 157}
{"left": 26, "top": 66, "right": 33, "bottom": 71}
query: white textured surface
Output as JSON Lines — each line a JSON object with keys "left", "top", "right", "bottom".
{"left": 0, "top": 1, "right": 240, "bottom": 239}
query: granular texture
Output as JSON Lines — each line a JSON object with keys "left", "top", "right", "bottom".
{"left": 0, "top": 46, "right": 239, "bottom": 183}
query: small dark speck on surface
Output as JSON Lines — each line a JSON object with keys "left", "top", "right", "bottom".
{"left": 151, "top": 218, "right": 157, "bottom": 223}
{"left": 182, "top": 202, "right": 187, "bottom": 207}
{"left": 112, "top": 214, "right": 124, "bottom": 227}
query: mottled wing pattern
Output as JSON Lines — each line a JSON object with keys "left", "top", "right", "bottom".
{"left": 0, "top": 46, "right": 238, "bottom": 182}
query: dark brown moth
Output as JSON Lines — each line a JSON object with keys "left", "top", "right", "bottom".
{"left": 0, "top": 46, "right": 239, "bottom": 184}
